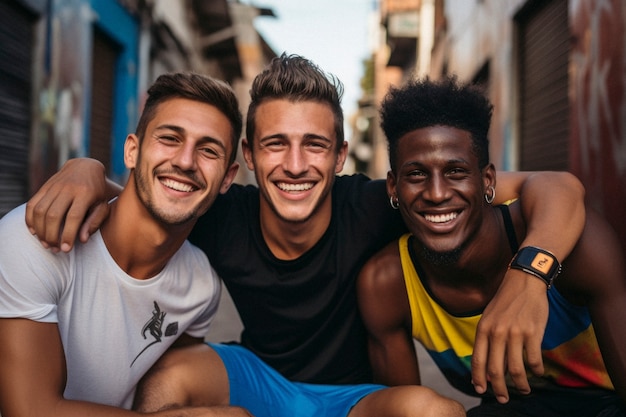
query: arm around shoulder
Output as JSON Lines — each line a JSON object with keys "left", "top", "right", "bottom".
{"left": 473, "top": 171, "right": 586, "bottom": 401}
{"left": 25, "top": 158, "right": 122, "bottom": 252}
{"left": 496, "top": 171, "right": 585, "bottom": 260}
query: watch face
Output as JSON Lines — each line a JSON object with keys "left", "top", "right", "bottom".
{"left": 511, "top": 246, "right": 561, "bottom": 288}
{"left": 529, "top": 252, "right": 555, "bottom": 276}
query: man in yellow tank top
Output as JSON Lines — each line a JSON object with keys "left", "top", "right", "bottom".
{"left": 357, "top": 76, "right": 626, "bottom": 416}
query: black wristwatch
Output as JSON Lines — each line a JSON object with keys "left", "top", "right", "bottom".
{"left": 509, "top": 246, "right": 562, "bottom": 288}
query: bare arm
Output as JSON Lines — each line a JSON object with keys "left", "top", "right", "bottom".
{"left": 25, "top": 158, "right": 121, "bottom": 252}
{"left": 356, "top": 243, "right": 420, "bottom": 385}
{"left": 0, "top": 319, "right": 252, "bottom": 417}
{"left": 473, "top": 171, "right": 586, "bottom": 402}
{"left": 495, "top": 171, "right": 586, "bottom": 261}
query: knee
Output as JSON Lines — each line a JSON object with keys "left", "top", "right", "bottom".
{"left": 396, "top": 387, "right": 466, "bottom": 417}
{"left": 417, "top": 390, "right": 465, "bottom": 417}
{"left": 355, "top": 386, "right": 466, "bottom": 417}
{"left": 134, "top": 349, "right": 193, "bottom": 411}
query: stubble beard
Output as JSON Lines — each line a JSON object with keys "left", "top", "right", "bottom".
{"left": 134, "top": 164, "right": 197, "bottom": 226}
{"left": 420, "top": 244, "right": 463, "bottom": 266}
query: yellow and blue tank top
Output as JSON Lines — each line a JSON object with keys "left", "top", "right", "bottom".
{"left": 399, "top": 205, "right": 613, "bottom": 396}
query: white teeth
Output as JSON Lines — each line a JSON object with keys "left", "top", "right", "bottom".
{"left": 161, "top": 178, "right": 195, "bottom": 192}
{"left": 277, "top": 182, "right": 314, "bottom": 192}
{"left": 424, "top": 212, "right": 458, "bottom": 223}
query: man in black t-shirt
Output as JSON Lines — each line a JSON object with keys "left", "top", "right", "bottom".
{"left": 25, "top": 54, "right": 587, "bottom": 416}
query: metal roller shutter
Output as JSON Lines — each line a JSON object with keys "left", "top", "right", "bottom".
{"left": 0, "top": 0, "right": 35, "bottom": 217}
{"left": 517, "top": 0, "right": 570, "bottom": 171}
{"left": 89, "top": 29, "right": 118, "bottom": 172}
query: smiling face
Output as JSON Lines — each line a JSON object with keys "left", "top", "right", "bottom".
{"left": 243, "top": 99, "right": 347, "bottom": 226}
{"left": 126, "top": 97, "right": 238, "bottom": 226}
{"left": 388, "top": 125, "right": 495, "bottom": 258}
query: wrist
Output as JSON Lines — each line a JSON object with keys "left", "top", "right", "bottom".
{"left": 509, "top": 246, "right": 562, "bottom": 288}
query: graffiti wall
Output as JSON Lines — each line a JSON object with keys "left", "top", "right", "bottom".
{"left": 570, "top": 0, "right": 626, "bottom": 253}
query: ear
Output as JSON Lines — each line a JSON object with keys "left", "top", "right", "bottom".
{"left": 386, "top": 169, "right": 397, "bottom": 200}
{"left": 335, "top": 141, "right": 349, "bottom": 173}
{"left": 219, "top": 162, "right": 240, "bottom": 194}
{"left": 124, "top": 134, "right": 140, "bottom": 170}
{"left": 242, "top": 138, "right": 255, "bottom": 171}
{"left": 483, "top": 163, "right": 496, "bottom": 192}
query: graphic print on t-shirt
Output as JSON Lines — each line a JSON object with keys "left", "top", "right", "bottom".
{"left": 130, "top": 301, "right": 178, "bottom": 367}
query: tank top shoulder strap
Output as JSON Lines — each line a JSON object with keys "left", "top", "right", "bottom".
{"left": 495, "top": 204, "right": 519, "bottom": 253}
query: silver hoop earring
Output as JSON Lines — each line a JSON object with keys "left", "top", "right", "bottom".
{"left": 389, "top": 195, "right": 399, "bottom": 210}
{"left": 484, "top": 186, "right": 496, "bottom": 204}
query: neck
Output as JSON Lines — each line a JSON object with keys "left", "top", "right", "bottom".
{"left": 414, "top": 206, "right": 513, "bottom": 312}
{"left": 101, "top": 189, "right": 192, "bottom": 280}
{"left": 259, "top": 198, "right": 332, "bottom": 261}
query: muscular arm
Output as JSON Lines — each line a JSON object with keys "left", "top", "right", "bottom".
{"left": 356, "top": 242, "right": 420, "bottom": 385}
{"left": 472, "top": 171, "right": 587, "bottom": 402}
{"left": 495, "top": 171, "right": 586, "bottom": 261}
{"left": 0, "top": 318, "right": 137, "bottom": 417}
{"left": 0, "top": 319, "right": 251, "bottom": 417}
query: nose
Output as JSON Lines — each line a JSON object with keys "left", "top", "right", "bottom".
{"left": 282, "top": 145, "right": 307, "bottom": 176}
{"left": 423, "top": 175, "right": 450, "bottom": 203}
{"left": 171, "top": 141, "right": 197, "bottom": 171}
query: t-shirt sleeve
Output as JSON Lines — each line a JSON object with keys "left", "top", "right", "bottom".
{"left": 181, "top": 245, "right": 222, "bottom": 339}
{"left": 340, "top": 175, "right": 407, "bottom": 243}
{"left": 0, "top": 205, "right": 67, "bottom": 322}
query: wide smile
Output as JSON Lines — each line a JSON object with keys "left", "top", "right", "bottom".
{"left": 159, "top": 177, "right": 199, "bottom": 193}
{"left": 423, "top": 211, "right": 460, "bottom": 224}
{"left": 275, "top": 181, "right": 315, "bottom": 193}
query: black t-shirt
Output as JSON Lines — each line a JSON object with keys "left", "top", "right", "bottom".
{"left": 189, "top": 174, "right": 406, "bottom": 384}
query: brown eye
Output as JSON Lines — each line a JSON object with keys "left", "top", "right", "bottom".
{"left": 199, "top": 147, "right": 221, "bottom": 159}
{"left": 158, "top": 135, "right": 178, "bottom": 143}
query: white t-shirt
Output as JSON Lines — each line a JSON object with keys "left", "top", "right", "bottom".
{"left": 0, "top": 205, "right": 221, "bottom": 408}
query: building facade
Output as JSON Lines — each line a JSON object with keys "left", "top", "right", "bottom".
{"left": 357, "top": 0, "right": 626, "bottom": 255}
{"left": 0, "top": 0, "right": 275, "bottom": 217}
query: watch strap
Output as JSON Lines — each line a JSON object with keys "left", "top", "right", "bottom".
{"left": 509, "top": 246, "right": 562, "bottom": 288}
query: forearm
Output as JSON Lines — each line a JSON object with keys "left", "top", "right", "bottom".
{"left": 29, "top": 400, "right": 138, "bottom": 417}
{"left": 54, "top": 401, "right": 251, "bottom": 417}
{"left": 59, "top": 158, "right": 122, "bottom": 200}
{"left": 473, "top": 173, "right": 585, "bottom": 401}
{"left": 519, "top": 171, "right": 585, "bottom": 261}
{"left": 5, "top": 401, "right": 250, "bottom": 417}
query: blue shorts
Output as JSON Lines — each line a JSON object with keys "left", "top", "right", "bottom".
{"left": 208, "top": 343, "right": 386, "bottom": 417}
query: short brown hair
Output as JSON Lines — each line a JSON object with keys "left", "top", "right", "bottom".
{"left": 136, "top": 72, "right": 242, "bottom": 164}
{"left": 246, "top": 53, "right": 344, "bottom": 150}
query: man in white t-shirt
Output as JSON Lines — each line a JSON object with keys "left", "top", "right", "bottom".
{"left": 0, "top": 72, "right": 251, "bottom": 417}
